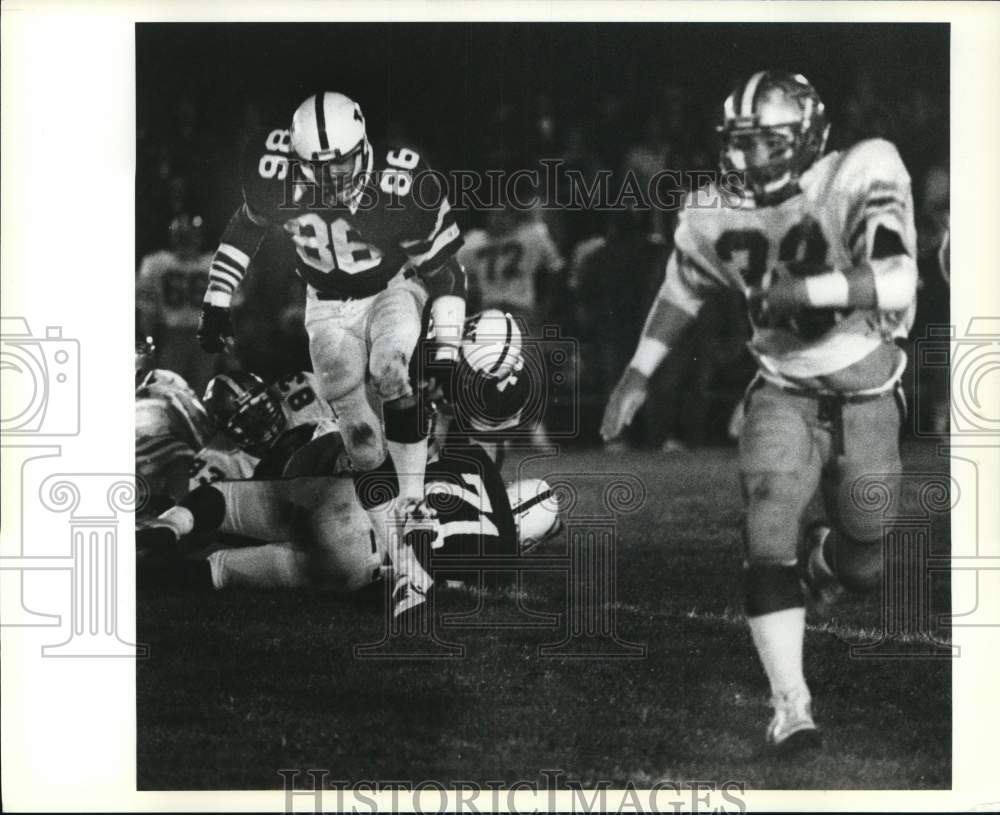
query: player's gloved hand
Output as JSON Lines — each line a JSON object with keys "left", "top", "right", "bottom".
{"left": 600, "top": 366, "right": 649, "bottom": 442}
{"left": 197, "top": 305, "right": 233, "bottom": 353}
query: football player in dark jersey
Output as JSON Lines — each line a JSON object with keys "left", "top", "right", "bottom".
{"left": 140, "top": 311, "right": 560, "bottom": 615}
{"left": 196, "top": 91, "right": 467, "bottom": 575}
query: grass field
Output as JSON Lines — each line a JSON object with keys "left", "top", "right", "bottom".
{"left": 137, "top": 441, "right": 951, "bottom": 790}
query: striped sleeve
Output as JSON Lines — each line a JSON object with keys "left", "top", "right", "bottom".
{"left": 204, "top": 205, "right": 268, "bottom": 308}
{"left": 661, "top": 203, "right": 728, "bottom": 315}
{"left": 839, "top": 140, "right": 916, "bottom": 265}
{"left": 399, "top": 176, "right": 463, "bottom": 273}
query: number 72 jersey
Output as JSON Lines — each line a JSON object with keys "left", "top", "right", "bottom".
{"left": 663, "top": 138, "right": 917, "bottom": 379}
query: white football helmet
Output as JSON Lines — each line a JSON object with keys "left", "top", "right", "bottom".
{"left": 290, "top": 91, "right": 371, "bottom": 206}
{"left": 718, "top": 71, "right": 829, "bottom": 205}
{"left": 461, "top": 309, "right": 523, "bottom": 379}
{"left": 507, "top": 478, "right": 561, "bottom": 551}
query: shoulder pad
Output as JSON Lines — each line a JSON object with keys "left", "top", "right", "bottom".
{"left": 139, "top": 369, "right": 195, "bottom": 396}
{"left": 834, "top": 138, "right": 911, "bottom": 199}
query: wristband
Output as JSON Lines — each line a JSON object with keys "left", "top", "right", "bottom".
{"left": 804, "top": 271, "right": 850, "bottom": 308}
{"left": 628, "top": 337, "right": 669, "bottom": 378}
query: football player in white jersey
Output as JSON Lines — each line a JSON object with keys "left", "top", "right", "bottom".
{"left": 602, "top": 71, "right": 918, "bottom": 754}
{"left": 196, "top": 92, "right": 467, "bottom": 532}
{"left": 136, "top": 214, "right": 215, "bottom": 393}
{"left": 135, "top": 336, "right": 214, "bottom": 518}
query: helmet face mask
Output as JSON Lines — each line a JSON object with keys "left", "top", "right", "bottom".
{"left": 203, "top": 373, "right": 286, "bottom": 457}
{"left": 719, "top": 72, "right": 829, "bottom": 205}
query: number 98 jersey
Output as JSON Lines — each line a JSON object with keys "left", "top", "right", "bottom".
{"left": 663, "top": 138, "right": 917, "bottom": 380}
{"left": 237, "top": 128, "right": 462, "bottom": 300}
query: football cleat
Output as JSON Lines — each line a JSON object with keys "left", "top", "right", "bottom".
{"left": 800, "top": 522, "right": 845, "bottom": 619}
{"left": 766, "top": 685, "right": 822, "bottom": 755}
{"left": 718, "top": 71, "right": 829, "bottom": 205}
{"left": 391, "top": 575, "right": 431, "bottom": 620}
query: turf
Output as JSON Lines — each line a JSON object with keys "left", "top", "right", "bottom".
{"left": 137, "top": 441, "right": 951, "bottom": 790}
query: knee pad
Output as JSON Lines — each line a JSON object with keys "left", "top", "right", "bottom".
{"left": 383, "top": 394, "right": 431, "bottom": 444}
{"left": 179, "top": 485, "right": 227, "bottom": 534}
{"left": 744, "top": 560, "right": 804, "bottom": 617}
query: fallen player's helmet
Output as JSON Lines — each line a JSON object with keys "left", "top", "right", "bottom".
{"left": 718, "top": 70, "right": 828, "bottom": 204}
{"left": 290, "top": 91, "right": 371, "bottom": 207}
{"left": 203, "top": 371, "right": 287, "bottom": 457}
{"left": 507, "top": 478, "right": 561, "bottom": 551}
{"left": 461, "top": 309, "right": 523, "bottom": 379}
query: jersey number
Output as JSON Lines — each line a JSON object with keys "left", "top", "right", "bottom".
{"left": 162, "top": 269, "right": 208, "bottom": 309}
{"left": 476, "top": 241, "right": 525, "bottom": 282}
{"left": 275, "top": 372, "right": 317, "bottom": 411}
{"left": 189, "top": 457, "right": 226, "bottom": 487}
{"left": 379, "top": 148, "right": 420, "bottom": 197}
{"left": 292, "top": 214, "right": 382, "bottom": 276}
{"left": 428, "top": 473, "right": 500, "bottom": 547}
{"left": 258, "top": 129, "right": 291, "bottom": 180}
{"left": 715, "top": 217, "right": 846, "bottom": 340}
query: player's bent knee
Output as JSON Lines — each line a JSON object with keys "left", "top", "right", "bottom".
{"left": 370, "top": 353, "right": 412, "bottom": 402}
{"left": 343, "top": 422, "right": 384, "bottom": 472}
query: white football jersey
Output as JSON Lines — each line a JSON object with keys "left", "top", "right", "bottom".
{"left": 662, "top": 139, "right": 917, "bottom": 379}
{"left": 136, "top": 369, "right": 214, "bottom": 493}
{"left": 460, "top": 220, "right": 564, "bottom": 312}
{"left": 136, "top": 250, "right": 212, "bottom": 330}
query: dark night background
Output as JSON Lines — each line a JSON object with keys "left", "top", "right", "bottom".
{"left": 136, "top": 22, "right": 949, "bottom": 441}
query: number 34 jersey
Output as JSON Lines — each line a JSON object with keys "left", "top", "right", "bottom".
{"left": 663, "top": 138, "right": 917, "bottom": 379}
{"left": 188, "top": 371, "right": 335, "bottom": 490}
{"left": 207, "top": 128, "right": 462, "bottom": 307}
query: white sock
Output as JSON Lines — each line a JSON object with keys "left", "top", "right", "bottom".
{"left": 157, "top": 506, "right": 194, "bottom": 538}
{"left": 387, "top": 438, "right": 428, "bottom": 502}
{"left": 748, "top": 607, "right": 807, "bottom": 697}
{"left": 207, "top": 544, "right": 309, "bottom": 590}
{"left": 365, "top": 499, "right": 433, "bottom": 593}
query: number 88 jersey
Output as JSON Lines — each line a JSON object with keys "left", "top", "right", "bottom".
{"left": 236, "top": 128, "right": 462, "bottom": 300}
{"left": 663, "top": 138, "right": 917, "bottom": 380}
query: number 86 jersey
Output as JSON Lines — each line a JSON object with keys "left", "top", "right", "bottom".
{"left": 207, "top": 128, "right": 462, "bottom": 307}
{"left": 662, "top": 138, "right": 917, "bottom": 380}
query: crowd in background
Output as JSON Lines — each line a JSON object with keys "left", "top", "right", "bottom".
{"left": 137, "top": 65, "right": 950, "bottom": 448}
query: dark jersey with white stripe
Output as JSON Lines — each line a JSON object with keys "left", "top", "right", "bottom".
{"left": 423, "top": 439, "right": 518, "bottom": 570}
{"left": 206, "top": 127, "right": 462, "bottom": 305}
